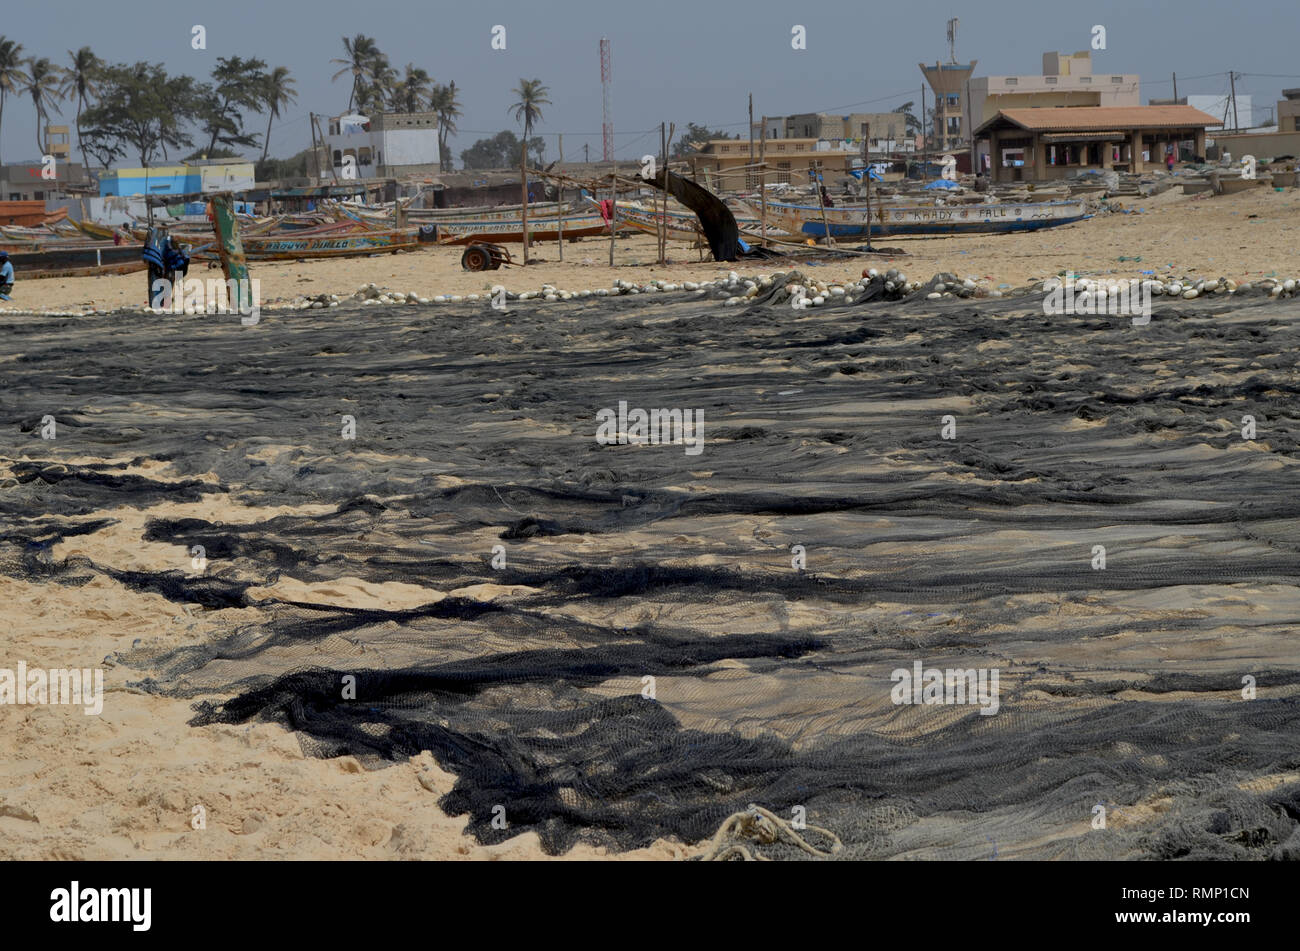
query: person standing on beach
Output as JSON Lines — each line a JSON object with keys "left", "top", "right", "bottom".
{"left": 1166, "top": 148, "right": 1176, "bottom": 172}
{"left": 0, "top": 251, "right": 14, "bottom": 301}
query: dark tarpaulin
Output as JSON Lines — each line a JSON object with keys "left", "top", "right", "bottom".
{"left": 639, "top": 168, "right": 740, "bottom": 262}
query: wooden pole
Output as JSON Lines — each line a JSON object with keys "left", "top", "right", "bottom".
{"left": 208, "top": 192, "right": 251, "bottom": 311}
{"left": 1229, "top": 70, "right": 1239, "bottom": 131}
{"left": 921, "top": 84, "right": 928, "bottom": 182}
{"left": 815, "top": 161, "right": 834, "bottom": 248}
{"left": 658, "top": 122, "right": 667, "bottom": 265}
{"left": 864, "top": 121, "right": 872, "bottom": 250}
{"left": 557, "top": 133, "right": 564, "bottom": 261}
{"left": 1172, "top": 72, "right": 1178, "bottom": 101}
{"left": 759, "top": 116, "right": 767, "bottom": 246}
{"left": 748, "top": 93, "right": 754, "bottom": 168}
{"left": 521, "top": 127, "right": 530, "bottom": 264}
{"left": 608, "top": 171, "right": 616, "bottom": 267}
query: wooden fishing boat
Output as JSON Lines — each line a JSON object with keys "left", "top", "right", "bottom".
{"left": 613, "top": 202, "right": 705, "bottom": 242}
{"left": 762, "top": 198, "right": 1089, "bottom": 238}
{"left": 190, "top": 226, "right": 421, "bottom": 261}
{"left": 5, "top": 242, "right": 147, "bottom": 279}
{"left": 428, "top": 212, "right": 610, "bottom": 245}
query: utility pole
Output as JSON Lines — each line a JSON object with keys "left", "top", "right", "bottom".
{"left": 1229, "top": 71, "right": 1240, "bottom": 130}
{"left": 748, "top": 92, "right": 754, "bottom": 170}
{"left": 1172, "top": 72, "right": 1178, "bottom": 101}
{"left": 584, "top": 142, "right": 589, "bottom": 163}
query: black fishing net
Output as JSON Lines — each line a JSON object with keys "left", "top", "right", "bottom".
{"left": 3, "top": 287, "right": 1299, "bottom": 858}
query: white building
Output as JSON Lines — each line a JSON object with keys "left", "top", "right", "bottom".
{"left": 323, "top": 111, "right": 440, "bottom": 179}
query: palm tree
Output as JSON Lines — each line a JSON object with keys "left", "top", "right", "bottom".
{"left": 259, "top": 66, "right": 298, "bottom": 162}
{"left": 0, "top": 38, "right": 28, "bottom": 165}
{"left": 23, "top": 57, "right": 66, "bottom": 155}
{"left": 60, "top": 46, "right": 102, "bottom": 172}
{"left": 389, "top": 64, "right": 432, "bottom": 114}
{"left": 365, "top": 56, "right": 396, "bottom": 113}
{"left": 429, "top": 81, "right": 461, "bottom": 172}
{"left": 331, "top": 34, "right": 381, "bottom": 112}
{"left": 509, "top": 78, "right": 550, "bottom": 262}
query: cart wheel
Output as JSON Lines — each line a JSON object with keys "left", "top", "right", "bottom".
{"left": 462, "top": 245, "right": 491, "bottom": 271}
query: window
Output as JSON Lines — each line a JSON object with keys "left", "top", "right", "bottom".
{"left": 1111, "top": 76, "right": 1123, "bottom": 83}
{"left": 332, "top": 149, "right": 343, "bottom": 167}
{"left": 358, "top": 147, "right": 373, "bottom": 166}
{"left": 8, "top": 193, "right": 19, "bottom": 201}
{"left": 1045, "top": 76, "right": 1057, "bottom": 84}
{"left": 1080, "top": 76, "right": 1092, "bottom": 84}
{"left": 1005, "top": 77, "right": 1018, "bottom": 86}
{"left": 33, "top": 190, "right": 43, "bottom": 200}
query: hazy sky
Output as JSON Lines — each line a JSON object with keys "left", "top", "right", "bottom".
{"left": 3, "top": 0, "right": 1299, "bottom": 167}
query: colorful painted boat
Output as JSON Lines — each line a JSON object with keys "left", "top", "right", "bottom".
{"left": 428, "top": 213, "right": 610, "bottom": 245}
{"left": 763, "top": 199, "right": 1089, "bottom": 237}
{"left": 191, "top": 226, "right": 421, "bottom": 261}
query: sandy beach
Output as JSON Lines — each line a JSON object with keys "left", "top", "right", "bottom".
{"left": 4, "top": 186, "right": 1300, "bottom": 315}
{"left": 4, "top": 181, "right": 1300, "bottom": 860}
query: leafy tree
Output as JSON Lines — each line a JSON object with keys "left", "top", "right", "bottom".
{"left": 0, "top": 37, "right": 26, "bottom": 164}
{"left": 255, "top": 147, "right": 312, "bottom": 181}
{"left": 429, "top": 80, "right": 461, "bottom": 171}
{"left": 459, "top": 130, "right": 543, "bottom": 170}
{"left": 670, "top": 122, "right": 736, "bottom": 158}
{"left": 331, "top": 34, "right": 382, "bottom": 112}
{"left": 260, "top": 66, "right": 298, "bottom": 162}
{"left": 22, "top": 56, "right": 66, "bottom": 154}
{"left": 79, "top": 62, "right": 199, "bottom": 167}
{"left": 60, "top": 46, "right": 102, "bottom": 171}
{"left": 358, "top": 55, "right": 395, "bottom": 114}
{"left": 388, "top": 64, "right": 431, "bottom": 113}
{"left": 892, "top": 101, "right": 922, "bottom": 136}
{"left": 198, "top": 56, "right": 266, "bottom": 156}
{"left": 509, "top": 78, "right": 550, "bottom": 144}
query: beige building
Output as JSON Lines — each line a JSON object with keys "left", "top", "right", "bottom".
{"left": 688, "top": 138, "right": 857, "bottom": 192}
{"left": 973, "top": 105, "right": 1220, "bottom": 182}
{"left": 968, "top": 51, "right": 1139, "bottom": 150}
{"left": 920, "top": 61, "right": 977, "bottom": 151}
{"left": 1275, "top": 89, "right": 1300, "bottom": 132}
{"left": 777, "top": 112, "right": 908, "bottom": 144}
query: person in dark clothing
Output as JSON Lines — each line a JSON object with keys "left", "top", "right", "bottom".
{"left": 143, "top": 227, "right": 189, "bottom": 309}
{"left": 820, "top": 185, "right": 835, "bottom": 208}
{"left": 0, "top": 251, "right": 14, "bottom": 300}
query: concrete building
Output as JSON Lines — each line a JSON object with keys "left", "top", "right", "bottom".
{"left": 779, "top": 112, "right": 908, "bottom": 144}
{"left": 44, "top": 124, "right": 72, "bottom": 162}
{"left": 1, "top": 160, "right": 91, "bottom": 202}
{"left": 98, "top": 159, "right": 255, "bottom": 198}
{"left": 968, "top": 51, "right": 1140, "bottom": 150}
{"left": 750, "top": 113, "right": 913, "bottom": 157}
{"left": 688, "top": 138, "right": 857, "bottom": 192}
{"left": 920, "top": 61, "right": 977, "bottom": 152}
{"left": 1278, "top": 89, "right": 1300, "bottom": 132}
{"left": 973, "top": 105, "right": 1220, "bottom": 182}
{"left": 322, "top": 111, "right": 440, "bottom": 179}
